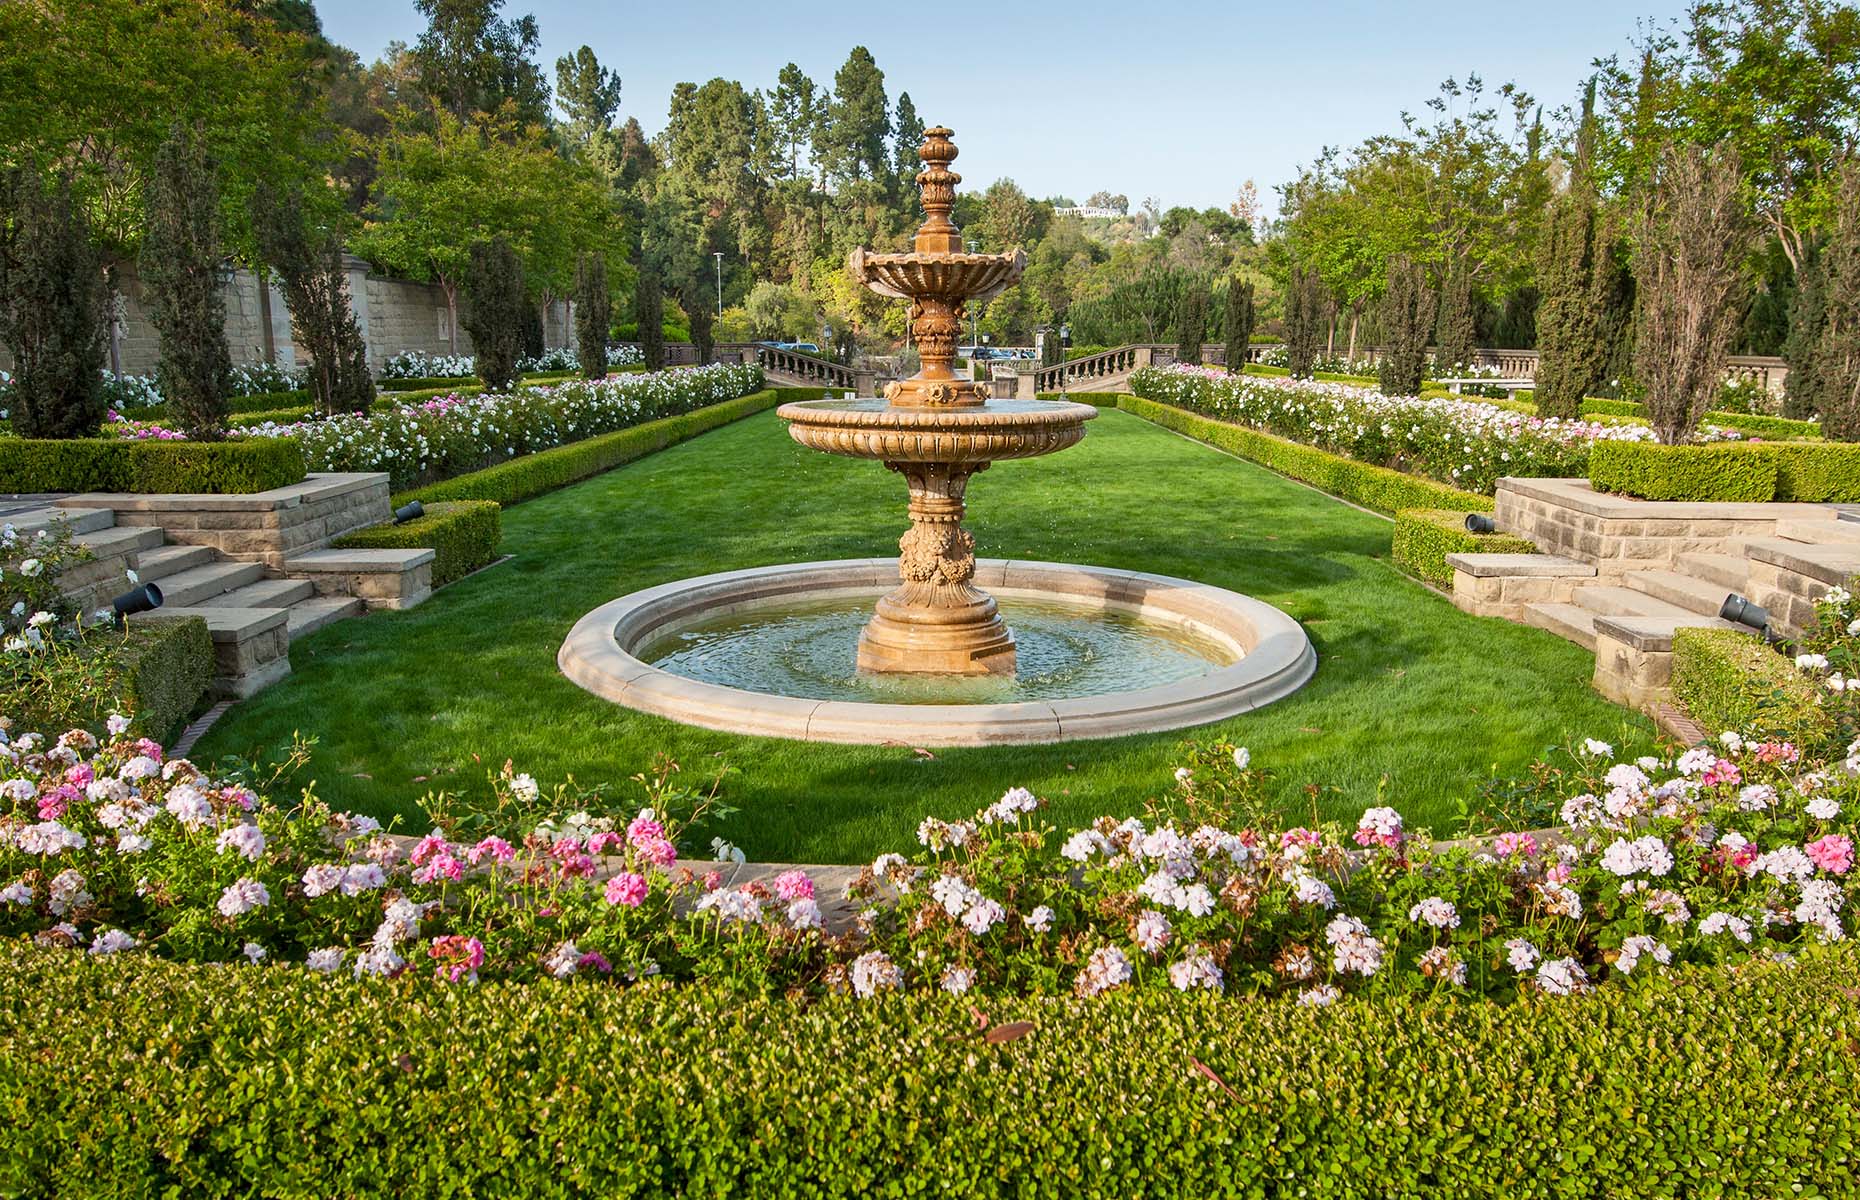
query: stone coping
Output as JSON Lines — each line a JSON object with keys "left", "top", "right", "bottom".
{"left": 287, "top": 547, "right": 436, "bottom": 572}
{"left": 57, "top": 473, "right": 385, "bottom": 514}
{"left": 1445, "top": 552, "right": 1595, "bottom": 579}
{"left": 1592, "top": 614, "right": 1736, "bottom": 653}
{"left": 1745, "top": 538, "right": 1860, "bottom": 587}
{"left": 1496, "top": 476, "right": 1832, "bottom": 522}
{"left": 559, "top": 559, "right": 1316, "bottom": 747}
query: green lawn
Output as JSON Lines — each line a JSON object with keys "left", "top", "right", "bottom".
{"left": 195, "top": 409, "right": 1658, "bottom": 862}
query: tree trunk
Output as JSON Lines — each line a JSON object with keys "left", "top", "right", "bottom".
{"left": 257, "top": 273, "right": 277, "bottom": 365}
{"left": 1347, "top": 307, "right": 1359, "bottom": 363}
{"left": 443, "top": 281, "right": 458, "bottom": 355}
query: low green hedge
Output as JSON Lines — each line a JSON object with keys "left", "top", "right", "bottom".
{"left": 397, "top": 389, "right": 792, "bottom": 507}
{"left": 121, "top": 617, "right": 214, "bottom": 744}
{"left": 1577, "top": 397, "right": 1822, "bottom": 440}
{"left": 1118, "top": 394, "right": 1491, "bottom": 515}
{"left": 1672, "top": 627, "right": 1834, "bottom": 749}
{"left": 128, "top": 390, "right": 311, "bottom": 421}
{"left": 332, "top": 500, "right": 502, "bottom": 588}
{"left": 378, "top": 375, "right": 476, "bottom": 391}
{"left": 1588, "top": 443, "right": 1779, "bottom": 502}
{"left": 1590, "top": 441, "right": 1860, "bottom": 502}
{"left": 1392, "top": 508, "right": 1538, "bottom": 589}
{"left": 2, "top": 946, "right": 1856, "bottom": 1197}
{"left": 229, "top": 405, "right": 314, "bottom": 428}
{"left": 0, "top": 437, "right": 305, "bottom": 494}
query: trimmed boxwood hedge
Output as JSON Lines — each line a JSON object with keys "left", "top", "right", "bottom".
{"left": 129, "top": 390, "right": 311, "bottom": 421}
{"left": 1392, "top": 508, "right": 1538, "bottom": 589}
{"left": 1, "top": 946, "right": 1856, "bottom": 1197}
{"left": 1672, "top": 627, "right": 1834, "bottom": 750}
{"left": 1588, "top": 443, "right": 1779, "bottom": 502}
{"left": 1577, "top": 397, "right": 1823, "bottom": 441}
{"left": 0, "top": 437, "right": 305, "bottom": 494}
{"left": 1760, "top": 442, "right": 1860, "bottom": 502}
{"left": 1118, "top": 394, "right": 1492, "bottom": 515}
{"left": 396, "top": 389, "right": 807, "bottom": 507}
{"left": 332, "top": 500, "right": 501, "bottom": 588}
{"left": 120, "top": 617, "right": 214, "bottom": 744}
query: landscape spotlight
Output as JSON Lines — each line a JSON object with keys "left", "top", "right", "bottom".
{"left": 1465, "top": 513, "right": 1496, "bottom": 534}
{"left": 111, "top": 582, "right": 163, "bottom": 629}
{"left": 392, "top": 500, "right": 424, "bottom": 525}
{"left": 1719, "top": 592, "right": 1772, "bottom": 637}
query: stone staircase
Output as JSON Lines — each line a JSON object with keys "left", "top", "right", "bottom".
{"left": 15, "top": 472, "right": 432, "bottom": 699}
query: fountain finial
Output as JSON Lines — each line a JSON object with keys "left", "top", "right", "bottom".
{"left": 913, "top": 127, "right": 962, "bottom": 255}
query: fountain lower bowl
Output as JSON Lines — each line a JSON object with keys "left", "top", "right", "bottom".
{"left": 558, "top": 559, "right": 1316, "bottom": 746}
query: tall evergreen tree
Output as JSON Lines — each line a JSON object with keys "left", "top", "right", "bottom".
{"left": 412, "top": 0, "right": 550, "bottom": 127}
{"left": 1378, "top": 255, "right": 1435, "bottom": 396}
{"left": 769, "top": 64, "right": 819, "bottom": 182}
{"left": 1782, "top": 242, "right": 1828, "bottom": 419}
{"left": 520, "top": 300, "right": 544, "bottom": 361}
{"left": 636, "top": 266, "right": 664, "bottom": 370}
{"left": 1813, "top": 164, "right": 1860, "bottom": 441}
{"left": 1284, "top": 266, "right": 1327, "bottom": 378}
{"left": 0, "top": 170, "right": 106, "bottom": 439}
{"left": 1223, "top": 279, "right": 1256, "bottom": 372}
{"left": 574, "top": 250, "right": 610, "bottom": 380}
{"left": 1533, "top": 81, "right": 1610, "bottom": 419}
{"left": 1174, "top": 286, "right": 1207, "bottom": 365}
{"left": 823, "top": 47, "right": 889, "bottom": 183}
{"left": 253, "top": 183, "right": 375, "bottom": 418}
{"left": 893, "top": 92, "right": 924, "bottom": 181}
{"left": 461, "top": 236, "right": 526, "bottom": 390}
{"left": 1433, "top": 260, "right": 1477, "bottom": 376}
{"left": 140, "top": 124, "right": 232, "bottom": 439}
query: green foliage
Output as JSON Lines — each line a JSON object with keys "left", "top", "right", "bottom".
{"left": 0, "top": 437, "right": 305, "bottom": 494}
{"left": 1814, "top": 162, "right": 1860, "bottom": 441}
{"left": 1588, "top": 442, "right": 1778, "bottom": 501}
{"left": 1432, "top": 259, "right": 1477, "bottom": 373}
{"left": 0, "top": 169, "right": 106, "bottom": 439}
{"left": 1392, "top": 508, "right": 1536, "bottom": 589}
{"left": 5, "top": 945, "right": 1857, "bottom": 1197}
{"left": 135, "top": 391, "right": 313, "bottom": 422}
{"left": 1283, "top": 265, "right": 1327, "bottom": 378}
{"left": 1117, "top": 394, "right": 1491, "bottom": 515}
{"left": 1673, "top": 627, "right": 1834, "bottom": 750}
{"left": 333, "top": 500, "right": 501, "bottom": 588}
{"left": 1574, "top": 396, "right": 1821, "bottom": 440}
{"left": 461, "top": 237, "right": 526, "bottom": 391}
{"left": 1173, "top": 285, "right": 1206, "bottom": 364}
{"left": 1759, "top": 441, "right": 1860, "bottom": 502}
{"left": 573, "top": 251, "right": 611, "bottom": 381}
{"left": 1533, "top": 83, "right": 1610, "bottom": 420}
{"left": 8, "top": 616, "right": 211, "bottom": 745}
{"left": 1222, "top": 278, "right": 1255, "bottom": 372}
{"left": 1783, "top": 239, "right": 1827, "bottom": 420}
{"left": 636, "top": 265, "right": 665, "bottom": 370}
{"left": 1377, "top": 255, "right": 1434, "bottom": 396}
{"left": 412, "top": 0, "right": 550, "bottom": 127}
{"left": 1067, "top": 266, "right": 1199, "bottom": 346}
{"left": 117, "top": 617, "right": 214, "bottom": 743}
{"left": 252, "top": 183, "right": 374, "bottom": 418}
{"left": 140, "top": 124, "right": 232, "bottom": 439}
{"left": 396, "top": 389, "right": 790, "bottom": 506}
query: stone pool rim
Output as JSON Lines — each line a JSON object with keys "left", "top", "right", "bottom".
{"left": 558, "top": 558, "right": 1317, "bottom": 746}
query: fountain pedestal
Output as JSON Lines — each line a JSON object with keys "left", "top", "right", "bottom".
{"left": 857, "top": 461, "right": 1015, "bottom": 675}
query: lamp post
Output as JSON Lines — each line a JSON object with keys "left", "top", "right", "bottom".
{"left": 1058, "top": 322, "right": 1071, "bottom": 399}
{"left": 965, "top": 240, "right": 980, "bottom": 368}
{"left": 712, "top": 252, "right": 723, "bottom": 317}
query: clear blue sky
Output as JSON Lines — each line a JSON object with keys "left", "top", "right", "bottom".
{"left": 314, "top": 0, "right": 1690, "bottom": 215}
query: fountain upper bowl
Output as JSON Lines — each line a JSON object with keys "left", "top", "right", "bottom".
{"left": 777, "top": 397, "right": 1097, "bottom": 463}
{"left": 848, "top": 247, "right": 1026, "bottom": 302}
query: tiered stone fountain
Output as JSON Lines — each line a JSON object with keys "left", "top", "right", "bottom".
{"left": 559, "top": 127, "right": 1315, "bottom": 746}
{"left": 777, "top": 127, "right": 1097, "bottom": 677}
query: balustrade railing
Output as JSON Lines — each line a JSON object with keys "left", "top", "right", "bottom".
{"left": 754, "top": 344, "right": 856, "bottom": 390}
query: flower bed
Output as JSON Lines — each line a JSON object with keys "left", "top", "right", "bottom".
{"left": 1130, "top": 363, "right": 1736, "bottom": 495}
{"left": 379, "top": 345, "right": 644, "bottom": 382}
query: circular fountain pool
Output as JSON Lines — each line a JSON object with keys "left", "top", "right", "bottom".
{"left": 559, "top": 559, "right": 1315, "bottom": 746}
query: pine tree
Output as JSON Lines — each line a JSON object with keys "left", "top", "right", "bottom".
{"left": 0, "top": 169, "right": 106, "bottom": 439}
{"left": 1174, "top": 286, "right": 1207, "bottom": 365}
{"left": 1634, "top": 144, "right": 1750, "bottom": 444}
{"left": 460, "top": 237, "right": 526, "bottom": 391}
{"left": 1782, "top": 242, "right": 1827, "bottom": 420}
{"left": 253, "top": 183, "right": 375, "bottom": 418}
{"left": 140, "top": 124, "right": 231, "bottom": 439}
{"left": 1284, "top": 266, "right": 1327, "bottom": 378}
{"left": 1377, "top": 255, "right": 1435, "bottom": 396}
{"left": 1224, "top": 279, "right": 1256, "bottom": 373}
{"left": 1814, "top": 164, "right": 1860, "bottom": 441}
{"left": 636, "top": 267, "right": 664, "bottom": 370}
{"left": 574, "top": 251, "right": 611, "bottom": 380}
{"left": 1433, "top": 261, "right": 1477, "bottom": 378}
{"left": 1533, "top": 84, "right": 1609, "bottom": 419}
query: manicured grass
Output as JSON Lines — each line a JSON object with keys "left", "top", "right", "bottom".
{"left": 194, "top": 410, "right": 1658, "bottom": 863}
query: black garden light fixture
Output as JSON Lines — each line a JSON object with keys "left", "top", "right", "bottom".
{"left": 111, "top": 582, "right": 162, "bottom": 629}
{"left": 1720, "top": 592, "right": 1772, "bottom": 638}
{"left": 393, "top": 500, "right": 425, "bottom": 525}
{"left": 1465, "top": 513, "right": 1497, "bottom": 534}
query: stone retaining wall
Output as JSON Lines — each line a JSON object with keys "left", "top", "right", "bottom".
{"left": 1495, "top": 478, "right": 1824, "bottom": 574}
{"left": 57, "top": 474, "right": 391, "bottom": 567}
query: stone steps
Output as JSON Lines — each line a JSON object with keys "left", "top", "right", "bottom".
{"left": 1623, "top": 569, "right": 1732, "bottom": 618}
{"left": 71, "top": 524, "right": 166, "bottom": 559}
{"left": 1570, "top": 586, "right": 1692, "bottom": 619}
{"left": 1777, "top": 517, "right": 1860, "bottom": 545}
{"left": 1675, "top": 552, "right": 1748, "bottom": 592}
{"left": 147, "top": 560, "right": 268, "bottom": 608}
{"left": 5, "top": 505, "right": 113, "bottom": 537}
{"left": 1522, "top": 602, "right": 1599, "bottom": 651}
{"left": 286, "top": 596, "right": 365, "bottom": 639}
{"left": 220, "top": 578, "right": 317, "bottom": 609}
{"left": 129, "top": 543, "right": 216, "bottom": 583}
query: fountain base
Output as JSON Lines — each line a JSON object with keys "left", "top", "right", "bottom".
{"left": 857, "top": 589, "right": 1017, "bottom": 675}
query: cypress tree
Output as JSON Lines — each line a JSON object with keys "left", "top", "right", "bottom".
{"left": 1532, "top": 81, "right": 1610, "bottom": 419}
{"left": 574, "top": 251, "right": 611, "bottom": 380}
{"left": 1782, "top": 242, "right": 1827, "bottom": 420}
{"left": 141, "top": 124, "right": 231, "bottom": 438}
{"left": 1224, "top": 279, "right": 1256, "bottom": 372}
{"left": 636, "top": 267, "right": 664, "bottom": 370}
{"left": 1377, "top": 255, "right": 1435, "bottom": 396}
{"left": 1813, "top": 164, "right": 1860, "bottom": 441}
{"left": 521, "top": 301, "right": 545, "bottom": 362}
{"left": 253, "top": 183, "right": 375, "bottom": 418}
{"left": 1433, "top": 261, "right": 1477, "bottom": 378}
{"left": 1174, "top": 286, "right": 1207, "bottom": 365}
{"left": 461, "top": 237, "right": 527, "bottom": 391}
{"left": 0, "top": 169, "right": 106, "bottom": 439}
{"left": 1284, "top": 266, "right": 1326, "bottom": 378}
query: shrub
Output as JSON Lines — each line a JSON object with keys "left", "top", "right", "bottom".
{"left": 0, "top": 168, "right": 106, "bottom": 438}
{"left": 2, "top": 947, "right": 1857, "bottom": 1198}
{"left": 398, "top": 389, "right": 784, "bottom": 506}
{"left": 637, "top": 266, "right": 665, "bottom": 371}
{"left": 1392, "top": 508, "right": 1537, "bottom": 589}
{"left": 252, "top": 183, "right": 375, "bottom": 418}
{"left": 1588, "top": 442, "right": 1778, "bottom": 502}
{"left": 1377, "top": 255, "right": 1434, "bottom": 396}
{"left": 0, "top": 437, "right": 305, "bottom": 494}
{"left": 1433, "top": 261, "right": 1477, "bottom": 378}
{"left": 114, "top": 616, "right": 214, "bottom": 742}
{"left": 140, "top": 124, "right": 232, "bottom": 438}
{"left": 1117, "top": 394, "right": 1490, "bottom": 514}
{"left": 1763, "top": 441, "right": 1860, "bottom": 502}
{"left": 574, "top": 251, "right": 611, "bottom": 382}
{"left": 1672, "top": 627, "right": 1834, "bottom": 752}
{"left": 3, "top": 615, "right": 211, "bottom": 745}
{"left": 332, "top": 500, "right": 501, "bottom": 588}
{"left": 460, "top": 237, "right": 525, "bottom": 391}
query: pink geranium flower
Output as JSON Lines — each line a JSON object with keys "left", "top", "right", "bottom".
{"left": 604, "top": 872, "right": 648, "bottom": 907}
{"left": 1807, "top": 834, "right": 1854, "bottom": 876}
